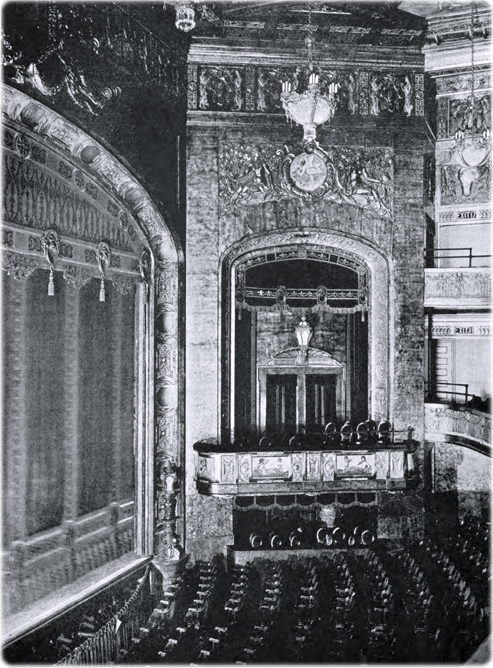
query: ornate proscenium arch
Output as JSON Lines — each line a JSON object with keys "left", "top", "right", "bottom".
{"left": 223, "top": 229, "right": 390, "bottom": 431}
{"left": 2, "top": 85, "right": 183, "bottom": 569}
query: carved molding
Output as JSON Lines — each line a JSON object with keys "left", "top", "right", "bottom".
{"left": 262, "top": 347, "right": 345, "bottom": 367}
{"left": 2, "top": 86, "right": 182, "bottom": 562}
{"left": 438, "top": 208, "right": 490, "bottom": 222}
{"left": 425, "top": 405, "right": 491, "bottom": 447}
{"left": 428, "top": 312, "right": 492, "bottom": 338}
{"left": 224, "top": 230, "right": 389, "bottom": 419}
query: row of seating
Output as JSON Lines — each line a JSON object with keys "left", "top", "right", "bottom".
{"left": 118, "top": 539, "right": 488, "bottom": 664}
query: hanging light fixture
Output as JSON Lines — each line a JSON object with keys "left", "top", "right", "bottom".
{"left": 295, "top": 316, "right": 313, "bottom": 365}
{"left": 174, "top": 3, "right": 196, "bottom": 32}
{"left": 453, "top": 3, "right": 490, "bottom": 166}
{"left": 281, "top": 3, "right": 339, "bottom": 144}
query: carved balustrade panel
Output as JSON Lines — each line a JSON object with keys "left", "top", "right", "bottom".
{"left": 195, "top": 447, "right": 414, "bottom": 496}
{"left": 424, "top": 268, "right": 491, "bottom": 307}
{"left": 425, "top": 404, "right": 491, "bottom": 448}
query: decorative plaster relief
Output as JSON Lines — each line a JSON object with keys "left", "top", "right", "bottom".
{"left": 436, "top": 71, "right": 491, "bottom": 96}
{"left": 375, "top": 450, "right": 389, "bottom": 479}
{"left": 291, "top": 453, "right": 305, "bottom": 482}
{"left": 322, "top": 452, "right": 335, "bottom": 481}
{"left": 189, "top": 63, "right": 422, "bottom": 117}
{"left": 219, "top": 141, "right": 393, "bottom": 218}
{"left": 3, "top": 3, "right": 182, "bottom": 115}
{"left": 198, "top": 65, "right": 245, "bottom": 111}
{"left": 437, "top": 142, "right": 490, "bottom": 204}
{"left": 425, "top": 269, "right": 491, "bottom": 301}
{"left": 425, "top": 405, "right": 491, "bottom": 446}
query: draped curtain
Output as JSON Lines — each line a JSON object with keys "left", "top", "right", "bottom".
{"left": 3, "top": 268, "right": 136, "bottom": 542}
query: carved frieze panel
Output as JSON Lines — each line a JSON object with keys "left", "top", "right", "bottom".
{"left": 238, "top": 454, "right": 251, "bottom": 483}
{"left": 218, "top": 141, "right": 393, "bottom": 218}
{"left": 436, "top": 70, "right": 491, "bottom": 96}
{"left": 291, "top": 453, "right": 305, "bottom": 482}
{"left": 189, "top": 64, "right": 424, "bottom": 117}
{"left": 198, "top": 65, "right": 245, "bottom": 111}
{"left": 221, "top": 455, "right": 236, "bottom": 483}
{"left": 368, "top": 72, "right": 414, "bottom": 116}
{"left": 448, "top": 94, "right": 491, "bottom": 138}
{"left": 375, "top": 450, "right": 389, "bottom": 480}
{"left": 425, "top": 269, "right": 491, "bottom": 303}
{"left": 306, "top": 453, "right": 321, "bottom": 481}
{"left": 256, "top": 67, "right": 284, "bottom": 113}
{"left": 434, "top": 93, "right": 491, "bottom": 140}
{"left": 321, "top": 452, "right": 335, "bottom": 481}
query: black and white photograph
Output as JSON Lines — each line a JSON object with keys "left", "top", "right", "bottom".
{"left": 1, "top": 0, "right": 491, "bottom": 663}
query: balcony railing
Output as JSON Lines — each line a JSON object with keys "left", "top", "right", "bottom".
{"left": 425, "top": 381, "right": 470, "bottom": 405}
{"left": 424, "top": 247, "right": 491, "bottom": 269}
{"left": 425, "top": 382, "right": 490, "bottom": 413}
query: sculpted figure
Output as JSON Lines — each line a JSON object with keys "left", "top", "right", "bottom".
{"left": 346, "top": 72, "right": 357, "bottom": 115}
{"left": 199, "top": 69, "right": 211, "bottom": 109}
{"left": 257, "top": 71, "right": 268, "bottom": 111}
{"left": 233, "top": 69, "right": 242, "bottom": 111}
{"left": 370, "top": 76, "right": 380, "bottom": 116}
{"left": 403, "top": 76, "right": 413, "bottom": 116}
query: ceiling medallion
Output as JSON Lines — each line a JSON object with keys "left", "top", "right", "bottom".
{"left": 281, "top": 142, "right": 333, "bottom": 201}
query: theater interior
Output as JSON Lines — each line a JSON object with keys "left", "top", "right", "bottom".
{"left": 2, "top": 0, "right": 491, "bottom": 663}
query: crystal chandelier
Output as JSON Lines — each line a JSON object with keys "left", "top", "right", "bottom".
{"left": 453, "top": 3, "right": 490, "bottom": 167}
{"left": 281, "top": 5, "right": 338, "bottom": 143}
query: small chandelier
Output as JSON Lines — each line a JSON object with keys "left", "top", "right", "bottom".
{"left": 454, "top": 3, "right": 490, "bottom": 166}
{"left": 281, "top": 5, "right": 338, "bottom": 143}
{"left": 174, "top": 3, "right": 196, "bottom": 32}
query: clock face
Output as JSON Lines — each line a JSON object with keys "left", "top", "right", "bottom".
{"left": 289, "top": 152, "right": 328, "bottom": 192}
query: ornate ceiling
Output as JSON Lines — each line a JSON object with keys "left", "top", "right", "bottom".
{"left": 189, "top": 1, "right": 427, "bottom": 48}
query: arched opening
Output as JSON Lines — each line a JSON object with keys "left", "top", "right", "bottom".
{"left": 2, "top": 87, "right": 182, "bottom": 629}
{"left": 222, "top": 231, "right": 390, "bottom": 444}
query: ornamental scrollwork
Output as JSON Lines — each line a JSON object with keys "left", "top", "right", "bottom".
{"left": 219, "top": 141, "right": 393, "bottom": 218}
{"left": 3, "top": 251, "right": 40, "bottom": 280}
